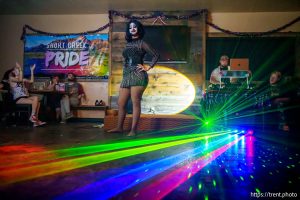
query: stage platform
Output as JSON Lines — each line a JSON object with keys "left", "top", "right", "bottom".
{"left": 104, "top": 112, "right": 199, "bottom": 131}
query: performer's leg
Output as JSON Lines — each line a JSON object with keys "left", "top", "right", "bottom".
{"left": 107, "top": 87, "right": 130, "bottom": 133}
{"left": 127, "top": 86, "right": 146, "bottom": 136}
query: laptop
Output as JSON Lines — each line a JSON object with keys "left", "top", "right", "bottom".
{"left": 230, "top": 58, "right": 249, "bottom": 71}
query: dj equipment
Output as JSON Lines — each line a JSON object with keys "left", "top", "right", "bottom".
{"left": 220, "top": 70, "right": 251, "bottom": 88}
{"left": 202, "top": 84, "right": 273, "bottom": 118}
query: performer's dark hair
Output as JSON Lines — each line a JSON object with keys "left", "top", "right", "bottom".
{"left": 125, "top": 19, "right": 145, "bottom": 42}
{"left": 2, "top": 68, "right": 14, "bottom": 81}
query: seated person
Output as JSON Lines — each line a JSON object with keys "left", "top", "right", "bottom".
{"left": 60, "top": 73, "right": 86, "bottom": 123}
{"left": 1, "top": 69, "right": 11, "bottom": 90}
{"left": 0, "top": 82, "right": 3, "bottom": 104}
{"left": 210, "top": 55, "right": 231, "bottom": 86}
{"left": 8, "top": 62, "right": 46, "bottom": 127}
{"left": 0, "top": 83, "right": 4, "bottom": 119}
{"left": 269, "top": 71, "right": 282, "bottom": 86}
{"left": 46, "top": 75, "right": 62, "bottom": 121}
{"left": 268, "top": 71, "right": 286, "bottom": 98}
{"left": 268, "top": 71, "right": 290, "bottom": 131}
{"left": 1, "top": 70, "right": 15, "bottom": 117}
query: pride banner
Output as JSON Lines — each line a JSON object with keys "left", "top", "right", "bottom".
{"left": 24, "top": 34, "right": 109, "bottom": 79}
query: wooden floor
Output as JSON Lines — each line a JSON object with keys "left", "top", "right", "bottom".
{"left": 104, "top": 113, "right": 200, "bottom": 131}
{"left": 0, "top": 122, "right": 299, "bottom": 200}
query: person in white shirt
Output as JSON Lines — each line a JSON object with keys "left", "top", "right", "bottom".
{"left": 8, "top": 63, "right": 46, "bottom": 127}
{"left": 210, "top": 55, "right": 231, "bottom": 85}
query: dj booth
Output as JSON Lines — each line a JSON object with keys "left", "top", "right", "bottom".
{"left": 201, "top": 70, "right": 283, "bottom": 128}
{"left": 201, "top": 70, "right": 299, "bottom": 133}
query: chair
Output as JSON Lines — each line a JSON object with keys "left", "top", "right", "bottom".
{"left": 1, "top": 91, "right": 32, "bottom": 126}
{"left": 15, "top": 104, "right": 32, "bottom": 125}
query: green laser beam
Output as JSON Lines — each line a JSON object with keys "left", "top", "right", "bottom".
{"left": 1, "top": 130, "right": 228, "bottom": 169}
{"left": 0, "top": 132, "right": 230, "bottom": 185}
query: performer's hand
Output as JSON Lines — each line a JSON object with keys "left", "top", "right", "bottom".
{"left": 30, "top": 64, "right": 36, "bottom": 71}
{"left": 137, "top": 64, "right": 151, "bottom": 72}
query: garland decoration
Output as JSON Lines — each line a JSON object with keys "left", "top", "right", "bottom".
{"left": 206, "top": 16, "right": 300, "bottom": 37}
{"left": 21, "top": 10, "right": 299, "bottom": 40}
{"left": 21, "top": 23, "right": 110, "bottom": 40}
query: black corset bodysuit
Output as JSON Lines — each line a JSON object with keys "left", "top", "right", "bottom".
{"left": 120, "top": 39, "right": 159, "bottom": 88}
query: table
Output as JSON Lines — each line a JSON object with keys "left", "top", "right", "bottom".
{"left": 29, "top": 90, "right": 66, "bottom": 95}
{"left": 29, "top": 90, "right": 67, "bottom": 106}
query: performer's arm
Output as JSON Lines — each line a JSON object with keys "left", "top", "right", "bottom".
{"left": 142, "top": 41, "right": 159, "bottom": 68}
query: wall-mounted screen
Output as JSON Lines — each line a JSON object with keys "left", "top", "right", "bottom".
{"left": 143, "top": 26, "right": 190, "bottom": 62}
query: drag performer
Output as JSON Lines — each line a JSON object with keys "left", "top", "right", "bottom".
{"left": 108, "top": 19, "right": 159, "bottom": 136}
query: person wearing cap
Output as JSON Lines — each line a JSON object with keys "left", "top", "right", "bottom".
{"left": 210, "top": 55, "right": 231, "bottom": 85}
